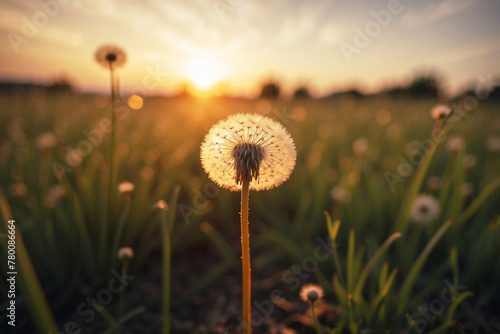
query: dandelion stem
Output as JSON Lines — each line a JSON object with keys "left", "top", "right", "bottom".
{"left": 311, "top": 302, "right": 323, "bottom": 334}
{"left": 111, "top": 194, "right": 131, "bottom": 269}
{"left": 160, "top": 208, "right": 171, "bottom": 334}
{"left": 107, "top": 63, "right": 117, "bottom": 229}
{"left": 241, "top": 177, "right": 252, "bottom": 334}
{"left": 117, "top": 260, "right": 128, "bottom": 334}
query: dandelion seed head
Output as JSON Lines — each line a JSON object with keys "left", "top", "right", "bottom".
{"left": 410, "top": 194, "right": 440, "bottom": 224}
{"left": 431, "top": 104, "right": 451, "bottom": 119}
{"left": 300, "top": 284, "right": 324, "bottom": 303}
{"left": 200, "top": 113, "right": 296, "bottom": 191}
{"left": 153, "top": 199, "right": 169, "bottom": 211}
{"left": 118, "top": 181, "right": 134, "bottom": 194}
{"left": 118, "top": 247, "right": 134, "bottom": 261}
{"left": 94, "top": 44, "right": 127, "bottom": 69}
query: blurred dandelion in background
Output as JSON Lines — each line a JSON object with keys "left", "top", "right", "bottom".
{"left": 35, "top": 132, "right": 57, "bottom": 152}
{"left": 426, "top": 176, "right": 441, "bottom": 193}
{"left": 463, "top": 154, "right": 476, "bottom": 170}
{"left": 485, "top": 136, "right": 500, "bottom": 152}
{"left": 118, "top": 246, "right": 134, "bottom": 262}
{"left": 430, "top": 104, "right": 451, "bottom": 119}
{"left": 352, "top": 137, "right": 369, "bottom": 156}
{"left": 118, "top": 181, "right": 134, "bottom": 195}
{"left": 94, "top": 44, "right": 127, "bottom": 70}
{"left": 410, "top": 194, "right": 440, "bottom": 224}
{"left": 331, "top": 186, "right": 351, "bottom": 204}
{"left": 300, "top": 283, "right": 324, "bottom": 303}
{"left": 446, "top": 136, "right": 464, "bottom": 153}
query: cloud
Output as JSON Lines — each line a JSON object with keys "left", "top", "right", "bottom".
{"left": 427, "top": 37, "right": 500, "bottom": 64}
{"left": 276, "top": 13, "right": 316, "bottom": 44}
{"left": 317, "top": 23, "right": 341, "bottom": 47}
{"left": 402, "top": 0, "right": 480, "bottom": 28}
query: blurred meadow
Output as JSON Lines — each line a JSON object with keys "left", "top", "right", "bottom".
{"left": 1, "top": 0, "right": 500, "bottom": 333}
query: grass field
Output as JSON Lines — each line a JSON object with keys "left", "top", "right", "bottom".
{"left": 0, "top": 90, "right": 499, "bottom": 333}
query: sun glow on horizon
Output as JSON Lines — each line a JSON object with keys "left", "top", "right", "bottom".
{"left": 185, "top": 59, "right": 224, "bottom": 92}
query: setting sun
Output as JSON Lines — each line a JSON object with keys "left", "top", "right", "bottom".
{"left": 185, "top": 59, "right": 223, "bottom": 91}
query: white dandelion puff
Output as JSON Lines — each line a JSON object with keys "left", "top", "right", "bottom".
{"left": 200, "top": 113, "right": 296, "bottom": 191}
{"left": 410, "top": 194, "right": 440, "bottom": 224}
{"left": 300, "top": 284, "right": 324, "bottom": 303}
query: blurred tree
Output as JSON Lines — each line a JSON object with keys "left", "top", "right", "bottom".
{"left": 259, "top": 82, "right": 280, "bottom": 99}
{"left": 48, "top": 77, "right": 73, "bottom": 94}
{"left": 293, "top": 86, "right": 311, "bottom": 99}
{"left": 407, "top": 75, "right": 440, "bottom": 98}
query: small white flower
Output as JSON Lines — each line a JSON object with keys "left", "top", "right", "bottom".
{"left": 410, "top": 194, "right": 440, "bottom": 224}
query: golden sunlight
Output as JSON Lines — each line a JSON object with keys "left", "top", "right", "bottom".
{"left": 185, "top": 59, "right": 223, "bottom": 91}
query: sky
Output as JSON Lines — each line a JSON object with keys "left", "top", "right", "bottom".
{"left": 0, "top": 0, "right": 499, "bottom": 98}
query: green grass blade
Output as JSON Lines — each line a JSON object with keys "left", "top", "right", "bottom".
{"left": 353, "top": 232, "right": 401, "bottom": 300}
{"left": 0, "top": 191, "right": 58, "bottom": 333}
{"left": 457, "top": 177, "right": 500, "bottom": 226}
{"left": 346, "top": 229, "right": 355, "bottom": 294}
{"left": 446, "top": 291, "right": 474, "bottom": 322}
{"left": 397, "top": 220, "right": 452, "bottom": 315}
{"left": 103, "top": 306, "right": 146, "bottom": 334}
{"left": 325, "top": 213, "right": 345, "bottom": 288}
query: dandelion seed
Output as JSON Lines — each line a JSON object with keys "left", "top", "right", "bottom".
{"left": 410, "top": 194, "right": 440, "bottom": 224}
{"left": 200, "top": 113, "right": 296, "bottom": 191}
{"left": 486, "top": 136, "right": 500, "bottom": 152}
{"left": 94, "top": 44, "right": 127, "bottom": 69}
{"left": 300, "top": 284, "right": 324, "bottom": 303}
{"left": 446, "top": 136, "right": 464, "bottom": 153}
{"left": 36, "top": 133, "right": 57, "bottom": 151}
{"left": 431, "top": 104, "right": 451, "bottom": 119}
{"left": 118, "top": 181, "right": 134, "bottom": 194}
{"left": 117, "top": 247, "right": 134, "bottom": 261}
